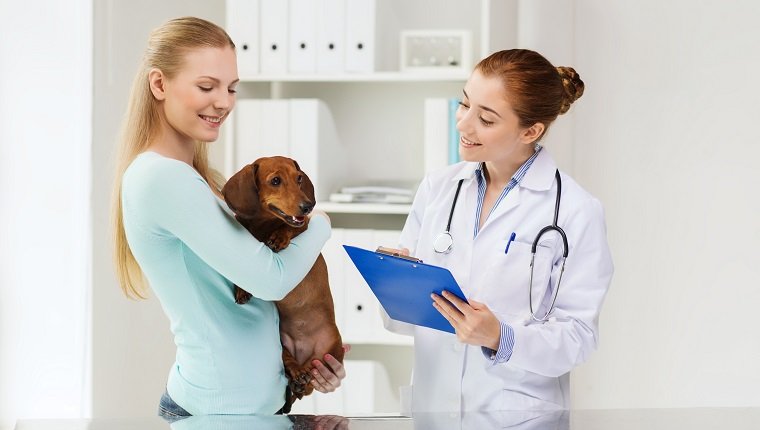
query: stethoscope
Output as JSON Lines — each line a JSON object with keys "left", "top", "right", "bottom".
{"left": 433, "top": 169, "right": 569, "bottom": 322}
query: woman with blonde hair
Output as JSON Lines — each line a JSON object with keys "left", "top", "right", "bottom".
{"left": 111, "top": 16, "right": 345, "bottom": 420}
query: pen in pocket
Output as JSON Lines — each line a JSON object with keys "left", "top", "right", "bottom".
{"left": 504, "top": 232, "right": 517, "bottom": 254}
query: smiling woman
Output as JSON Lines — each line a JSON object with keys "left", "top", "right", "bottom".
{"left": 109, "top": 17, "right": 346, "bottom": 419}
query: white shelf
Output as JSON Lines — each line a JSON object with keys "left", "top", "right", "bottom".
{"left": 317, "top": 202, "right": 412, "bottom": 215}
{"left": 239, "top": 71, "right": 469, "bottom": 83}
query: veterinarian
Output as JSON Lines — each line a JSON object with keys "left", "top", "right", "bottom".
{"left": 383, "top": 49, "right": 614, "bottom": 412}
{"left": 111, "top": 17, "right": 346, "bottom": 419}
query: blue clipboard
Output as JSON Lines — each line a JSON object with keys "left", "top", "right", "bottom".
{"left": 343, "top": 245, "right": 468, "bottom": 334}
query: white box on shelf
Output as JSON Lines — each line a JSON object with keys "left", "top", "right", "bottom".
{"left": 260, "top": 0, "right": 290, "bottom": 74}
{"left": 288, "top": 0, "right": 318, "bottom": 73}
{"left": 344, "top": 0, "right": 376, "bottom": 73}
{"left": 400, "top": 30, "right": 472, "bottom": 73}
{"left": 226, "top": 0, "right": 260, "bottom": 76}
{"left": 343, "top": 360, "right": 397, "bottom": 415}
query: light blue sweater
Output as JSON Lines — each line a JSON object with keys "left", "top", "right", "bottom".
{"left": 121, "top": 151, "right": 330, "bottom": 415}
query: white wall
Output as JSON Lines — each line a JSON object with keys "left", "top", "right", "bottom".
{"left": 567, "top": 0, "right": 760, "bottom": 408}
{"left": 0, "top": 0, "right": 92, "bottom": 428}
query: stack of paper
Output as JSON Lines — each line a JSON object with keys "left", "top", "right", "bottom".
{"left": 328, "top": 185, "right": 415, "bottom": 204}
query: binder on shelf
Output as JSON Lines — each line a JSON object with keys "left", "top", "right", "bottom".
{"left": 343, "top": 245, "right": 468, "bottom": 334}
{"left": 424, "top": 98, "right": 461, "bottom": 173}
{"left": 342, "top": 230, "right": 376, "bottom": 341}
{"left": 316, "top": 0, "right": 346, "bottom": 73}
{"left": 259, "top": 0, "right": 289, "bottom": 74}
{"left": 226, "top": 0, "right": 259, "bottom": 76}
{"left": 448, "top": 98, "right": 461, "bottom": 164}
{"left": 288, "top": 99, "right": 346, "bottom": 201}
{"left": 233, "top": 99, "right": 290, "bottom": 173}
{"left": 344, "top": 0, "right": 376, "bottom": 73}
{"left": 322, "top": 228, "right": 347, "bottom": 330}
{"left": 288, "top": 0, "right": 317, "bottom": 73}
{"left": 424, "top": 98, "right": 449, "bottom": 173}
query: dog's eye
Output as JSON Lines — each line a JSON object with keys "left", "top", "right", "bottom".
{"left": 270, "top": 177, "right": 281, "bottom": 186}
{"left": 296, "top": 175, "right": 303, "bottom": 184}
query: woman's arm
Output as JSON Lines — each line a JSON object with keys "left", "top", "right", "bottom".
{"left": 123, "top": 157, "right": 330, "bottom": 300}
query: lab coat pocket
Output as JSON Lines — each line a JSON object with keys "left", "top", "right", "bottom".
{"left": 480, "top": 240, "right": 555, "bottom": 317}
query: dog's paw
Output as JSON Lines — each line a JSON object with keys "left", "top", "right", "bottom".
{"left": 286, "top": 366, "right": 313, "bottom": 394}
{"left": 266, "top": 232, "right": 291, "bottom": 252}
{"left": 234, "top": 287, "right": 252, "bottom": 304}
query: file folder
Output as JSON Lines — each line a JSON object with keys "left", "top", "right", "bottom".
{"left": 288, "top": 0, "right": 317, "bottom": 73}
{"left": 226, "top": 0, "right": 259, "bottom": 77}
{"left": 260, "top": 0, "right": 289, "bottom": 74}
{"left": 343, "top": 245, "right": 468, "bottom": 334}
{"left": 344, "top": 0, "right": 376, "bottom": 73}
{"left": 316, "top": 0, "right": 346, "bottom": 73}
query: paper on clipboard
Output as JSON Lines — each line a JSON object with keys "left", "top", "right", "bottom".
{"left": 342, "top": 245, "right": 468, "bottom": 334}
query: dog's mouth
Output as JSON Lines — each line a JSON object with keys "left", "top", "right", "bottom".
{"left": 269, "top": 204, "right": 306, "bottom": 227}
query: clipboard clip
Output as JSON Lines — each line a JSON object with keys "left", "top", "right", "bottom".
{"left": 375, "top": 247, "right": 423, "bottom": 263}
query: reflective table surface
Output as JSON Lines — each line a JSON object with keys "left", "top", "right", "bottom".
{"left": 15, "top": 408, "right": 760, "bottom": 430}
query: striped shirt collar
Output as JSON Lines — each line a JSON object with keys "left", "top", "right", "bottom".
{"left": 472, "top": 146, "right": 542, "bottom": 237}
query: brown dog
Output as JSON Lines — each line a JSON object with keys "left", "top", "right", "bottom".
{"left": 222, "top": 156, "right": 344, "bottom": 413}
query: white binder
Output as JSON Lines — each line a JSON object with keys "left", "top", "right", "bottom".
{"left": 288, "top": 0, "right": 317, "bottom": 73}
{"left": 226, "top": 0, "right": 259, "bottom": 77}
{"left": 288, "top": 99, "right": 345, "bottom": 201}
{"left": 316, "top": 0, "right": 346, "bottom": 73}
{"left": 259, "top": 0, "right": 289, "bottom": 74}
{"left": 341, "top": 229, "right": 376, "bottom": 342}
{"left": 423, "top": 98, "right": 450, "bottom": 174}
{"left": 344, "top": 0, "right": 376, "bottom": 73}
{"left": 233, "top": 99, "right": 290, "bottom": 172}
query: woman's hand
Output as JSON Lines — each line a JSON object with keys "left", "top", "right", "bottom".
{"left": 310, "top": 344, "right": 351, "bottom": 393}
{"left": 432, "top": 291, "right": 501, "bottom": 350}
{"left": 375, "top": 246, "right": 410, "bottom": 256}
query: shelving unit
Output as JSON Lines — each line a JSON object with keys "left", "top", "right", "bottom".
{"left": 317, "top": 202, "right": 412, "bottom": 215}
{"left": 223, "top": 0, "right": 517, "bottom": 414}
{"left": 239, "top": 71, "right": 469, "bottom": 82}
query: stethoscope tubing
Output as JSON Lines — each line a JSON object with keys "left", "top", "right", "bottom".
{"left": 434, "top": 169, "right": 570, "bottom": 322}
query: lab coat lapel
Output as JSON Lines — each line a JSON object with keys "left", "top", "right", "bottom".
{"left": 476, "top": 150, "right": 557, "bottom": 235}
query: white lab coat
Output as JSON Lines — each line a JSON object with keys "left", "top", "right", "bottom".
{"left": 384, "top": 149, "right": 614, "bottom": 412}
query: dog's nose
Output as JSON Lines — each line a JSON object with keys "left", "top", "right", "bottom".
{"left": 299, "top": 201, "right": 315, "bottom": 215}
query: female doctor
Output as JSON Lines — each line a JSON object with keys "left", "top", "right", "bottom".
{"left": 384, "top": 49, "right": 614, "bottom": 412}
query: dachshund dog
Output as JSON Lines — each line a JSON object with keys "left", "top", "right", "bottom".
{"left": 222, "top": 156, "right": 344, "bottom": 413}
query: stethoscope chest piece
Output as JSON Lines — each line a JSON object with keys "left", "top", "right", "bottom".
{"left": 433, "top": 232, "right": 454, "bottom": 254}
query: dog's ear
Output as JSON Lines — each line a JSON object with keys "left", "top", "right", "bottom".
{"left": 293, "top": 159, "right": 316, "bottom": 203}
{"left": 221, "top": 163, "right": 261, "bottom": 217}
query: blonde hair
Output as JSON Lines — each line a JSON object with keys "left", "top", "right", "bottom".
{"left": 111, "top": 17, "right": 233, "bottom": 299}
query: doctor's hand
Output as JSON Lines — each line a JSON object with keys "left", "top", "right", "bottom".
{"left": 310, "top": 344, "right": 351, "bottom": 393}
{"left": 432, "top": 291, "right": 501, "bottom": 350}
{"left": 376, "top": 246, "right": 410, "bottom": 256}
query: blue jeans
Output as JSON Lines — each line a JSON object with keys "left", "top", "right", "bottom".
{"left": 158, "top": 390, "right": 192, "bottom": 423}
